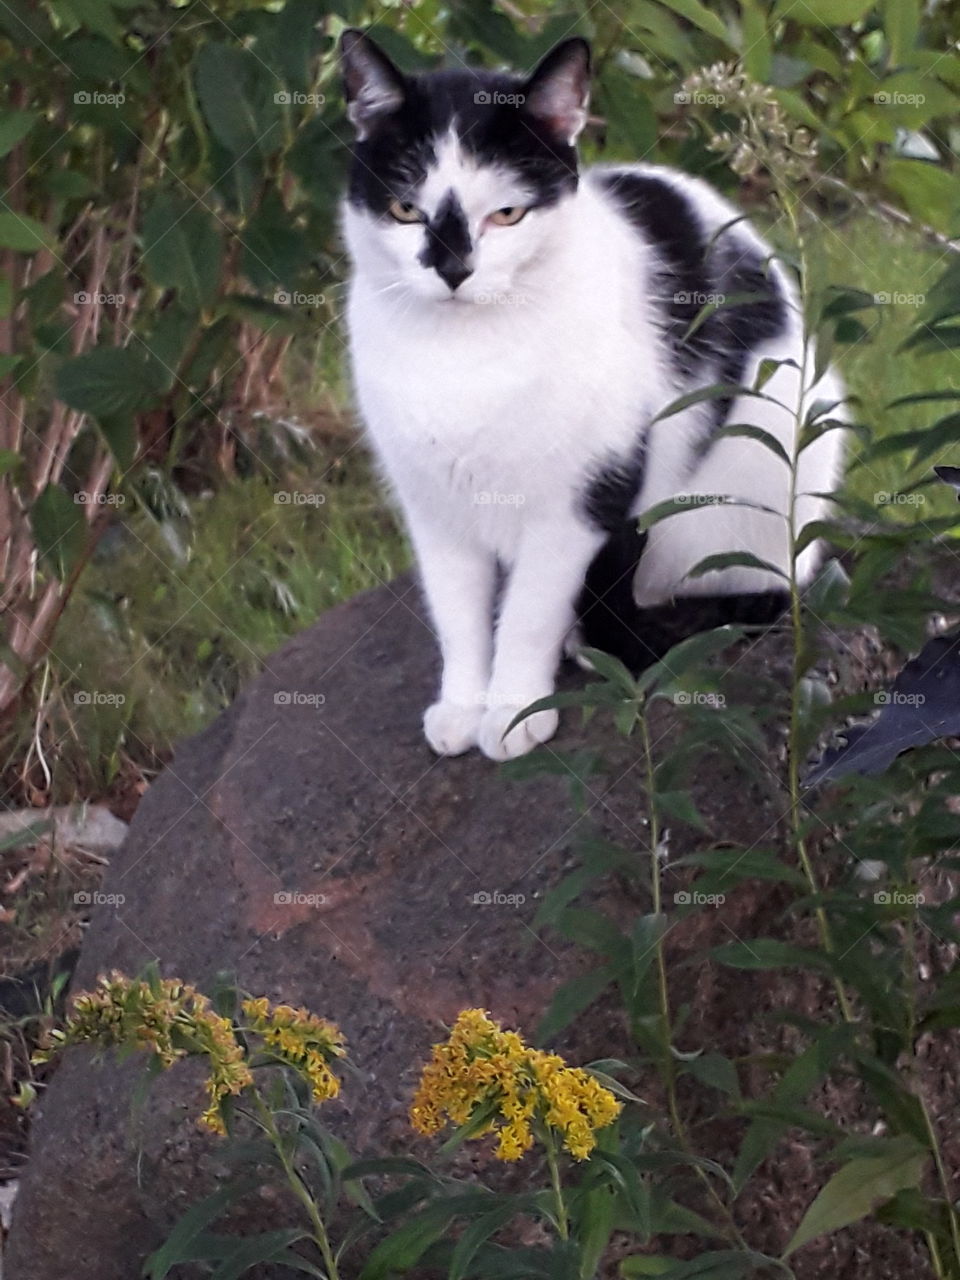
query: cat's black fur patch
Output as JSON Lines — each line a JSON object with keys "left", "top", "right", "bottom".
{"left": 599, "top": 171, "right": 787, "bottom": 431}
{"left": 346, "top": 68, "right": 579, "bottom": 218}
{"left": 419, "top": 189, "right": 473, "bottom": 285}
{"left": 582, "top": 439, "right": 648, "bottom": 533}
{"left": 577, "top": 521, "right": 787, "bottom": 673}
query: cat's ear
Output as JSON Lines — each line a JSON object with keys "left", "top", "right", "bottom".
{"left": 522, "top": 38, "right": 591, "bottom": 145}
{"left": 340, "top": 29, "right": 406, "bottom": 140}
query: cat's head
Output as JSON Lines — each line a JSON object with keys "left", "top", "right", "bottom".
{"left": 340, "top": 31, "right": 590, "bottom": 305}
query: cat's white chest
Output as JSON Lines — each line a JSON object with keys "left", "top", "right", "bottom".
{"left": 346, "top": 280, "right": 649, "bottom": 512}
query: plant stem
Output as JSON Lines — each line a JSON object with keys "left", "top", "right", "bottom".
{"left": 544, "top": 1133, "right": 569, "bottom": 1241}
{"left": 639, "top": 706, "right": 750, "bottom": 1252}
{"left": 778, "top": 188, "right": 856, "bottom": 1028}
{"left": 252, "top": 1092, "right": 340, "bottom": 1280}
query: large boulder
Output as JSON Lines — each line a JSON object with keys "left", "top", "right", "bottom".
{"left": 5, "top": 576, "right": 933, "bottom": 1279}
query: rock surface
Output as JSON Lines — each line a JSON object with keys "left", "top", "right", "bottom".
{"left": 5, "top": 576, "right": 937, "bottom": 1279}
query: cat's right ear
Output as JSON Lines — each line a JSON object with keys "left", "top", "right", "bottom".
{"left": 340, "top": 30, "right": 406, "bottom": 140}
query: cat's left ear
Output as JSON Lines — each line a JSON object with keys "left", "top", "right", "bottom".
{"left": 340, "top": 29, "right": 406, "bottom": 140}
{"left": 522, "top": 38, "right": 591, "bottom": 145}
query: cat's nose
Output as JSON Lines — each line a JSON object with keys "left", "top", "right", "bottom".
{"left": 437, "top": 262, "right": 473, "bottom": 292}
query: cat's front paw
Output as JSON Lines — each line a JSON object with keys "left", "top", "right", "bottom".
{"left": 478, "top": 703, "right": 559, "bottom": 762}
{"left": 424, "top": 700, "right": 483, "bottom": 756}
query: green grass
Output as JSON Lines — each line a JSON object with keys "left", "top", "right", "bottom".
{"left": 36, "top": 452, "right": 408, "bottom": 798}
{"left": 813, "top": 211, "right": 960, "bottom": 513}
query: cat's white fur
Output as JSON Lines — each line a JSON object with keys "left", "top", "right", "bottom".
{"left": 344, "top": 142, "right": 846, "bottom": 761}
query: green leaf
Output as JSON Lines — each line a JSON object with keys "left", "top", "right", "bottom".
{"left": 554, "top": 907, "right": 627, "bottom": 958}
{"left": 734, "top": 1024, "right": 856, "bottom": 1191}
{"left": 142, "top": 194, "right": 223, "bottom": 312}
{"left": 883, "top": 0, "right": 919, "bottom": 63}
{"left": 97, "top": 414, "right": 136, "bottom": 471}
{"left": 684, "top": 1052, "right": 741, "bottom": 1099}
{"left": 143, "top": 1179, "right": 259, "bottom": 1279}
{"left": 30, "top": 483, "right": 87, "bottom": 580}
{"left": 596, "top": 66, "right": 657, "bottom": 158}
{"left": 709, "top": 422, "right": 791, "bottom": 466}
{"left": 673, "top": 847, "right": 808, "bottom": 891}
{"left": 0, "top": 210, "right": 51, "bottom": 252}
{"left": 537, "top": 965, "right": 619, "bottom": 1043}
{"left": 656, "top": 789, "right": 709, "bottom": 830}
{"left": 0, "top": 110, "right": 37, "bottom": 159}
{"left": 55, "top": 346, "right": 163, "bottom": 417}
{"left": 655, "top": 0, "right": 730, "bottom": 42}
{"left": 240, "top": 190, "right": 312, "bottom": 293}
{"left": 449, "top": 1204, "right": 517, "bottom": 1280}
{"left": 686, "top": 552, "right": 787, "bottom": 582}
{"left": 193, "top": 43, "right": 282, "bottom": 158}
{"left": 714, "top": 939, "right": 830, "bottom": 972}
{"left": 885, "top": 161, "right": 960, "bottom": 237}
{"left": 782, "top": 1137, "right": 927, "bottom": 1258}
{"left": 774, "top": 0, "right": 873, "bottom": 24}
{"left": 358, "top": 1202, "right": 470, "bottom": 1280}
{"left": 577, "top": 1184, "right": 617, "bottom": 1280}
{"left": 209, "top": 1230, "right": 315, "bottom": 1279}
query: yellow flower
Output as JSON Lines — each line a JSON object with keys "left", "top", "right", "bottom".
{"left": 241, "top": 997, "right": 345, "bottom": 1102}
{"left": 410, "top": 1009, "right": 620, "bottom": 1162}
{"left": 36, "top": 974, "right": 344, "bottom": 1134}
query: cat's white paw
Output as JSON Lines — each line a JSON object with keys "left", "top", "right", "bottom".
{"left": 424, "top": 700, "right": 483, "bottom": 756}
{"left": 478, "top": 704, "right": 559, "bottom": 761}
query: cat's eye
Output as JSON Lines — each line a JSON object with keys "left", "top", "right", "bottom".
{"left": 490, "top": 206, "right": 528, "bottom": 226}
{"left": 387, "top": 199, "right": 424, "bottom": 223}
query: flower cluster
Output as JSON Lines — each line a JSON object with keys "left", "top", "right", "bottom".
{"left": 410, "top": 1008, "right": 620, "bottom": 1162}
{"left": 35, "top": 971, "right": 253, "bottom": 1134}
{"left": 241, "top": 997, "right": 345, "bottom": 1103}
{"left": 36, "top": 973, "right": 345, "bottom": 1135}
{"left": 679, "top": 63, "right": 819, "bottom": 180}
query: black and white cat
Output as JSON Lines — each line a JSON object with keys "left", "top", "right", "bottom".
{"left": 340, "top": 32, "right": 846, "bottom": 762}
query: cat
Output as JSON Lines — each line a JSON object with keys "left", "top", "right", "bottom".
{"left": 339, "top": 31, "right": 846, "bottom": 762}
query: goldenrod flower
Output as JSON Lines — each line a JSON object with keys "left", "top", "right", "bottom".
{"left": 241, "top": 997, "right": 345, "bottom": 1103}
{"left": 410, "top": 1009, "right": 620, "bottom": 1162}
{"left": 36, "top": 973, "right": 345, "bottom": 1135}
